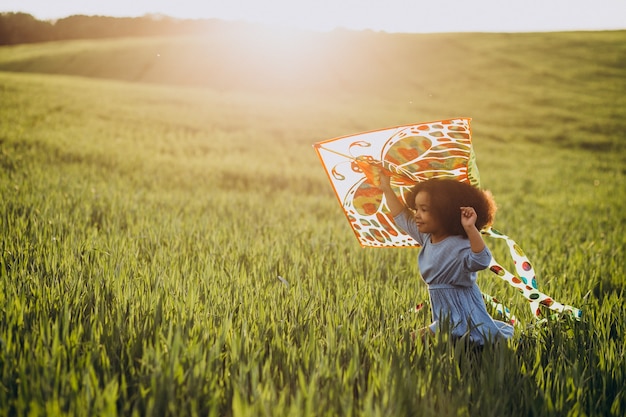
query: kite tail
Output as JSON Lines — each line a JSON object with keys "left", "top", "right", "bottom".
{"left": 483, "top": 227, "right": 582, "bottom": 320}
{"left": 482, "top": 292, "right": 517, "bottom": 325}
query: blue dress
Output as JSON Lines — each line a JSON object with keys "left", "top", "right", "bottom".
{"left": 394, "top": 211, "right": 514, "bottom": 344}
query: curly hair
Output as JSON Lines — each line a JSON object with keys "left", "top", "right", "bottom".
{"left": 406, "top": 178, "right": 497, "bottom": 238}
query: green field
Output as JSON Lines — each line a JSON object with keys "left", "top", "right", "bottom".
{"left": 1, "top": 28, "right": 625, "bottom": 416}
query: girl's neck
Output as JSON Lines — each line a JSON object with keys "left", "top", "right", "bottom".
{"left": 430, "top": 232, "right": 451, "bottom": 244}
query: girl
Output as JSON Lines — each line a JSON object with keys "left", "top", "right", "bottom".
{"left": 379, "top": 172, "right": 514, "bottom": 345}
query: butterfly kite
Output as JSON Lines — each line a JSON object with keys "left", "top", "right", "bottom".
{"left": 314, "top": 118, "right": 581, "bottom": 324}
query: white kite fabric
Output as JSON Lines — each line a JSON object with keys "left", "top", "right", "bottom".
{"left": 314, "top": 118, "right": 582, "bottom": 324}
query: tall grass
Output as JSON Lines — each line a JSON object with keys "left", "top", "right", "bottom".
{"left": 1, "top": 29, "right": 625, "bottom": 416}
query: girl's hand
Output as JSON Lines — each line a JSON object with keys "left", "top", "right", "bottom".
{"left": 367, "top": 162, "right": 391, "bottom": 190}
{"left": 460, "top": 206, "right": 477, "bottom": 228}
{"left": 460, "top": 206, "right": 486, "bottom": 253}
{"left": 378, "top": 167, "right": 392, "bottom": 190}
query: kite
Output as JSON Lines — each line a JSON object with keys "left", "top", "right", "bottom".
{"left": 314, "top": 118, "right": 581, "bottom": 324}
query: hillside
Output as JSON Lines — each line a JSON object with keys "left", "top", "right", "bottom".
{"left": 1, "top": 28, "right": 625, "bottom": 416}
{"left": 1, "top": 28, "right": 625, "bottom": 154}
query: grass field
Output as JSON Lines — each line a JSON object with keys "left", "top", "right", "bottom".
{"left": 0, "top": 28, "right": 625, "bottom": 416}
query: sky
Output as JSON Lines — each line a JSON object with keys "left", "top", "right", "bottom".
{"left": 2, "top": 0, "right": 625, "bottom": 33}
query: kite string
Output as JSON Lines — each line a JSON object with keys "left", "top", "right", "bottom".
{"left": 316, "top": 144, "right": 415, "bottom": 181}
{"left": 314, "top": 143, "right": 354, "bottom": 160}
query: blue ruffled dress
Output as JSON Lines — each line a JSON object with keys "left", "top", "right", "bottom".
{"left": 395, "top": 211, "right": 514, "bottom": 344}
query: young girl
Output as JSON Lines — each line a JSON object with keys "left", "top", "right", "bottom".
{"left": 379, "top": 172, "right": 514, "bottom": 345}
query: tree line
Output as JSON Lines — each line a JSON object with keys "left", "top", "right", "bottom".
{"left": 0, "top": 12, "right": 243, "bottom": 45}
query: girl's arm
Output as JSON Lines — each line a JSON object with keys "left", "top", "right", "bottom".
{"left": 378, "top": 168, "right": 425, "bottom": 245}
{"left": 460, "top": 206, "right": 486, "bottom": 253}
{"left": 379, "top": 170, "right": 406, "bottom": 217}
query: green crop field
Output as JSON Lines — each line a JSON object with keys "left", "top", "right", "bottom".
{"left": 0, "top": 28, "right": 625, "bottom": 416}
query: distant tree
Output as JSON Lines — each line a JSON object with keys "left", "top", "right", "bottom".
{"left": 0, "top": 12, "right": 54, "bottom": 45}
{"left": 0, "top": 12, "right": 239, "bottom": 45}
